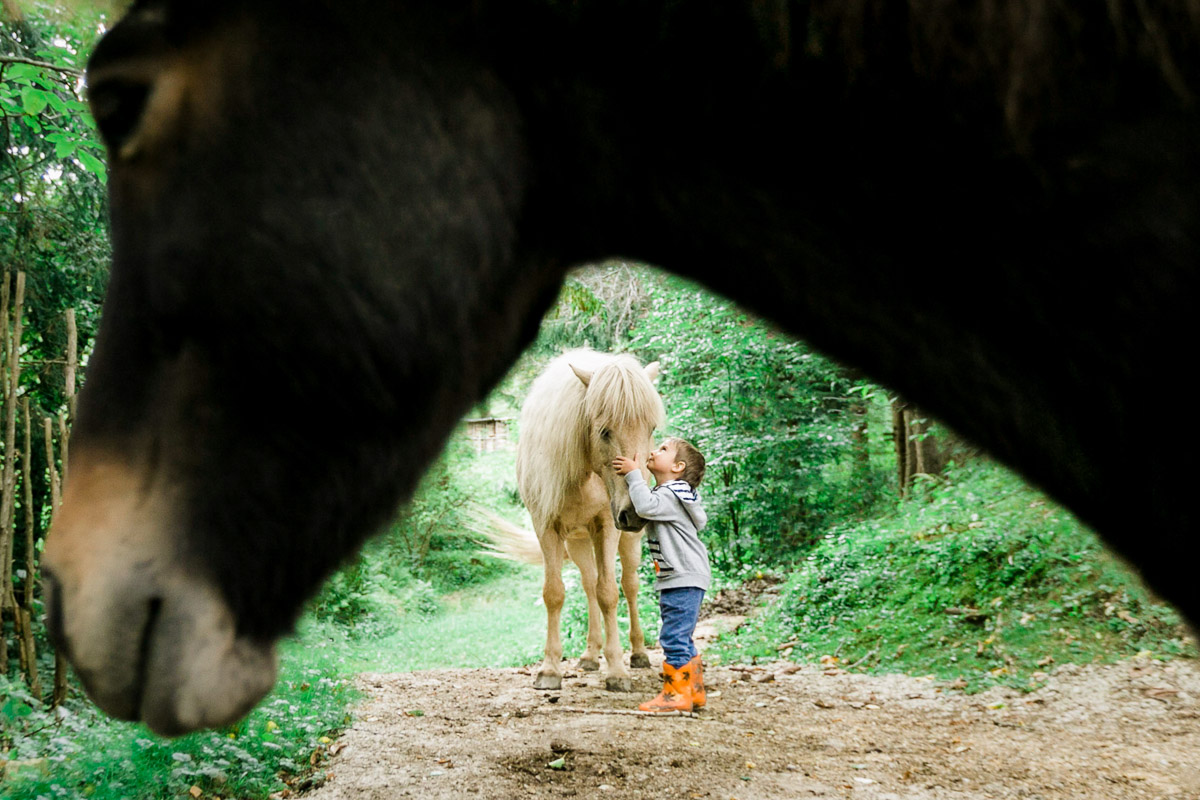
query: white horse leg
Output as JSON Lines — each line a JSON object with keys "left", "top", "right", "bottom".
{"left": 592, "top": 522, "right": 632, "bottom": 692}
{"left": 619, "top": 531, "right": 651, "bottom": 669}
{"left": 565, "top": 536, "right": 604, "bottom": 671}
{"left": 535, "top": 530, "right": 566, "bottom": 690}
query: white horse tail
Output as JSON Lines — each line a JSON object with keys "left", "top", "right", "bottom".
{"left": 470, "top": 506, "right": 543, "bottom": 566}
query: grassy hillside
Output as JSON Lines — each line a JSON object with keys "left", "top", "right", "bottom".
{"left": 713, "top": 460, "right": 1197, "bottom": 691}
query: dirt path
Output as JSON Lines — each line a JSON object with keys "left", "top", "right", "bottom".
{"left": 301, "top": 648, "right": 1199, "bottom": 800}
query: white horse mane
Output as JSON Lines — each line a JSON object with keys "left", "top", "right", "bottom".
{"left": 517, "top": 349, "right": 664, "bottom": 528}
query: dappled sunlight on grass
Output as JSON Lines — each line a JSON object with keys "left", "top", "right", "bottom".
{"left": 322, "top": 568, "right": 550, "bottom": 672}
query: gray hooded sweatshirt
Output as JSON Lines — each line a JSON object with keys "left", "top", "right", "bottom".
{"left": 624, "top": 472, "right": 711, "bottom": 592}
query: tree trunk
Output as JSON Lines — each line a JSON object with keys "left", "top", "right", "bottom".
{"left": 44, "top": 413, "right": 69, "bottom": 705}
{"left": 52, "top": 310, "right": 78, "bottom": 705}
{"left": 893, "top": 399, "right": 909, "bottom": 497}
{"left": 44, "top": 416, "right": 61, "bottom": 511}
{"left": 18, "top": 396, "right": 41, "bottom": 697}
{"left": 0, "top": 272, "right": 22, "bottom": 675}
{"left": 893, "top": 397, "right": 950, "bottom": 495}
{"left": 850, "top": 398, "right": 871, "bottom": 477}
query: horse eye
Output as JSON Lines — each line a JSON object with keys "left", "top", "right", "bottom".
{"left": 599, "top": 429, "right": 611, "bottom": 440}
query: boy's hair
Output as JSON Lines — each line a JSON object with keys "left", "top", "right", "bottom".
{"left": 667, "top": 438, "right": 706, "bottom": 489}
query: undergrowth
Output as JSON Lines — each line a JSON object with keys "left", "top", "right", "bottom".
{"left": 1, "top": 630, "right": 355, "bottom": 799}
{"left": 713, "top": 460, "right": 1197, "bottom": 692}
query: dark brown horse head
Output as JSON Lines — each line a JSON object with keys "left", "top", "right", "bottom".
{"left": 43, "top": 0, "right": 1200, "bottom": 735}
{"left": 42, "top": 0, "right": 558, "bottom": 734}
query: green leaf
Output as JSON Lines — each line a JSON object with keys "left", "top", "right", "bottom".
{"left": 21, "top": 87, "right": 49, "bottom": 115}
{"left": 76, "top": 149, "right": 108, "bottom": 184}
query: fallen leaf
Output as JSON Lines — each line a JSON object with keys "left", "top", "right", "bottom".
{"left": 189, "top": 787, "right": 203, "bottom": 799}
{"left": 947, "top": 678, "right": 968, "bottom": 690}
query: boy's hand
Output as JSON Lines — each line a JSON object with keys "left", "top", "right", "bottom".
{"left": 612, "top": 455, "right": 640, "bottom": 476}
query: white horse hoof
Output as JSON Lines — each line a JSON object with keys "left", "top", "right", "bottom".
{"left": 630, "top": 652, "right": 651, "bottom": 669}
{"left": 534, "top": 673, "right": 563, "bottom": 690}
{"left": 605, "top": 676, "right": 633, "bottom": 692}
{"left": 578, "top": 657, "right": 600, "bottom": 671}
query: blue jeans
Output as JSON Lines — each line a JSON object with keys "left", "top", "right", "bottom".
{"left": 659, "top": 586, "right": 705, "bottom": 668}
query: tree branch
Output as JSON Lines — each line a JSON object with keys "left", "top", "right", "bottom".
{"left": 0, "top": 55, "right": 83, "bottom": 78}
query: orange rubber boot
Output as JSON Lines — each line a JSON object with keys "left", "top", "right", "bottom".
{"left": 684, "top": 655, "right": 705, "bottom": 709}
{"left": 638, "top": 661, "right": 693, "bottom": 712}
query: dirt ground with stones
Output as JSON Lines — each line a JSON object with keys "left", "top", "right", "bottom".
{"left": 301, "top": 617, "right": 1199, "bottom": 800}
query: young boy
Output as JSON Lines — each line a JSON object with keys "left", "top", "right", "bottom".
{"left": 612, "top": 438, "right": 709, "bottom": 712}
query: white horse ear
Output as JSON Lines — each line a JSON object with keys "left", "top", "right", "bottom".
{"left": 571, "top": 363, "right": 593, "bottom": 386}
{"left": 644, "top": 361, "right": 661, "bottom": 384}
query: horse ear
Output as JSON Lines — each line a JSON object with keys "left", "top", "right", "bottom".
{"left": 571, "top": 363, "right": 593, "bottom": 386}
{"left": 644, "top": 361, "right": 661, "bottom": 383}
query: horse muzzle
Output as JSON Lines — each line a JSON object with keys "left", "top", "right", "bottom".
{"left": 614, "top": 507, "right": 646, "bottom": 532}
{"left": 41, "top": 454, "right": 278, "bottom": 736}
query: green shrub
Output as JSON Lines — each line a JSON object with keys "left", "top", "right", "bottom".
{"left": 715, "top": 460, "right": 1197, "bottom": 690}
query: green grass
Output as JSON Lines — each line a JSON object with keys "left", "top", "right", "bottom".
{"left": 712, "top": 460, "right": 1197, "bottom": 692}
{"left": 1, "top": 628, "right": 356, "bottom": 800}
{"left": 330, "top": 565, "right": 659, "bottom": 673}
{"left": 321, "top": 569, "right": 551, "bottom": 672}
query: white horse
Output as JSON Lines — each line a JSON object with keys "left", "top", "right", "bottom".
{"left": 482, "top": 349, "right": 663, "bottom": 691}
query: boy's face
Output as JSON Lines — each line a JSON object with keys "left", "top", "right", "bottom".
{"left": 646, "top": 440, "right": 682, "bottom": 482}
